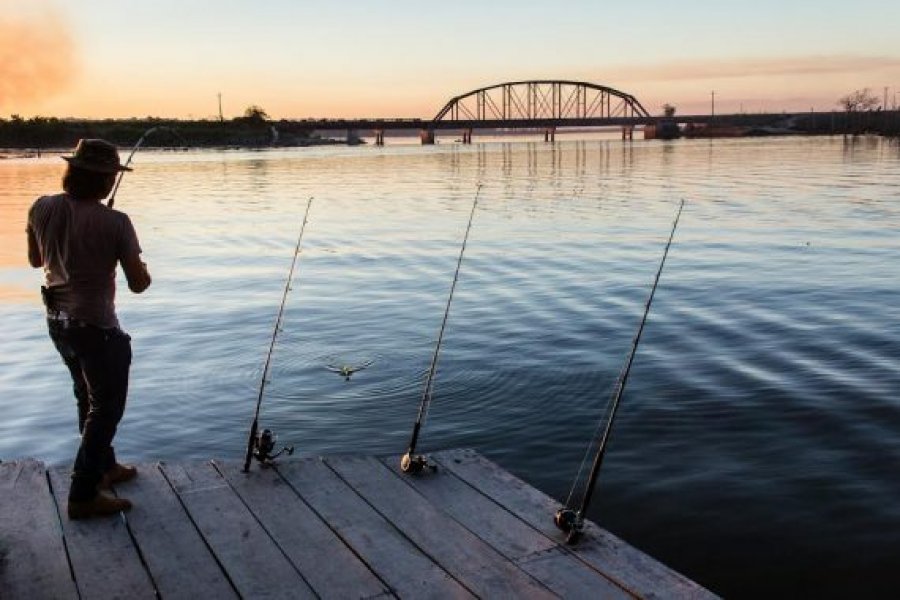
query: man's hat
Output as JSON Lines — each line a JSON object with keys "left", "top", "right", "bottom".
{"left": 62, "top": 139, "right": 132, "bottom": 174}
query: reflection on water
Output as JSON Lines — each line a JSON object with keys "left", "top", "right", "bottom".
{"left": 0, "top": 157, "right": 63, "bottom": 301}
{"left": 2, "top": 136, "right": 899, "bottom": 598}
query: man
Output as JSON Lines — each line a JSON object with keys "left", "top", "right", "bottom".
{"left": 27, "top": 139, "right": 152, "bottom": 519}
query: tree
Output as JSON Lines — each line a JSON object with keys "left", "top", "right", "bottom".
{"left": 242, "top": 105, "right": 269, "bottom": 122}
{"left": 838, "top": 88, "right": 880, "bottom": 112}
{"left": 662, "top": 103, "right": 676, "bottom": 117}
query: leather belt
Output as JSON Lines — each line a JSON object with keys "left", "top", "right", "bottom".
{"left": 46, "top": 309, "right": 89, "bottom": 327}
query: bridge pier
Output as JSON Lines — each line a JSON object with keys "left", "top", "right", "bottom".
{"left": 621, "top": 126, "right": 634, "bottom": 141}
{"left": 420, "top": 129, "right": 435, "bottom": 145}
{"left": 374, "top": 130, "right": 385, "bottom": 146}
{"left": 462, "top": 128, "right": 473, "bottom": 144}
{"left": 544, "top": 127, "right": 556, "bottom": 142}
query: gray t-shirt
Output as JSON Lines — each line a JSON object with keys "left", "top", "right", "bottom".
{"left": 27, "top": 193, "right": 142, "bottom": 329}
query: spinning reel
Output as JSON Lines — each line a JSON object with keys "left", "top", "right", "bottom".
{"left": 400, "top": 452, "right": 438, "bottom": 475}
{"left": 252, "top": 429, "right": 294, "bottom": 467}
{"left": 554, "top": 508, "right": 584, "bottom": 545}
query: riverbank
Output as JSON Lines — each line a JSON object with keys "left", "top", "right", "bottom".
{"left": 647, "top": 110, "right": 900, "bottom": 139}
{"left": 3, "top": 111, "right": 898, "bottom": 152}
{"left": 0, "top": 116, "right": 355, "bottom": 151}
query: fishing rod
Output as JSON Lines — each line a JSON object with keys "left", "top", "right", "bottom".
{"left": 108, "top": 126, "right": 185, "bottom": 209}
{"left": 401, "top": 184, "right": 483, "bottom": 474}
{"left": 555, "top": 199, "right": 685, "bottom": 544}
{"left": 242, "top": 197, "right": 314, "bottom": 472}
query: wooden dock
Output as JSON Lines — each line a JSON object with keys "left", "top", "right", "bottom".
{"left": 0, "top": 448, "right": 717, "bottom": 599}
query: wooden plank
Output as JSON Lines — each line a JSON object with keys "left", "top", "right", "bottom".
{"left": 432, "top": 449, "right": 719, "bottom": 600}
{"left": 159, "top": 461, "right": 315, "bottom": 599}
{"left": 379, "top": 456, "right": 556, "bottom": 559}
{"left": 0, "top": 460, "right": 77, "bottom": 599}
{"left": 381, "top": 457, "right": 631, "bottom": 599}
{"left": 517, "top": 547, "right": 635, "bottom": 600}
{"left": 214, "top": 460, "right": 391, "bottom": 599}
{"left": 327, "top": 455, "right": 557, "bottom": 599}
{"left": 48, "top": 466, "right": 157, "bottom": 599}
{"left": 118, "top": 462, "right": 237, "bottom": 599}
{"left": 276, "top": 457, "right": 474, "bottom": 599}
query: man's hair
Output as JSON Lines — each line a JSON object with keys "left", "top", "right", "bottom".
{"left": 62, "top": 165, "right": 117, "bottom": 201}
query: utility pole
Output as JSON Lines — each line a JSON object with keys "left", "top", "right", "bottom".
{"left": 218, "top": 92, "right": 224, "bottom": 121}
{"left": 711, "top": 90, "right": 716, "bottom": 118}
{"left": 885, "top": 87, "right": 889, "bottom": 110}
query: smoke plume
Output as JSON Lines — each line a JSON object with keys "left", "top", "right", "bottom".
{"left": 0, "top": 10, "right": 77, "bottom": 112}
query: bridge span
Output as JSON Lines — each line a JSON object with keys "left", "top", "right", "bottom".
{"left": 281, "top": 112, "right": 845, "bottom": 144}
{"left": 270, "top": 80, "right": 882, "bottom": 143}
{"left": 282, "top": 80, "right": 656, "bottom": 143}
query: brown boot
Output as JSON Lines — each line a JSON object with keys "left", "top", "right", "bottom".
{"left": 68, "top": 492, "right": 133, "bottom": 520}
{"left": 99, "top": 463, "right": 138, "bottom": 490}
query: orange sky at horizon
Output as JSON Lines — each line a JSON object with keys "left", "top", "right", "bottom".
{"left": 3, "top": 1, "right": 900, "bottom": 120}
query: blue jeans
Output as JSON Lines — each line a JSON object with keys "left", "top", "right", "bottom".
{"left": 48, "top": 318, "right": 132, "bottom": 502}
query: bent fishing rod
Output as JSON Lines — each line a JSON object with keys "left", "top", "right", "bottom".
{"left": 242, "top": 197, "right": 314, "bottom": 472}
{"left": 108, "top": 126, "right": 185, "bottom": 209}
{"left": 401, "top": 184, "right": 483, "bottom": 474}
{"left": 555, "top": 199, "right": 685, "bottom": 544}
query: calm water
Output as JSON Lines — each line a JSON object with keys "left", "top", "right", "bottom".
{"left": 2, "top": 136, "right": 898, "bottom": 597}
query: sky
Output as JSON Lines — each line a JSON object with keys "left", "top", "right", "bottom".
{"left": 3, "top": 0, "right": 900, "bottom": 119}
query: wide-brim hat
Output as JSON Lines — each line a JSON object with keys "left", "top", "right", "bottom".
{"left": 62, "top": 139, "right": 132, "bottom": 174}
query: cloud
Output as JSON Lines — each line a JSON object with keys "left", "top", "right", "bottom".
{"left": 607, "top": 55, "right": 900, "bottom": 83}
{"left": 0, "top": 9, "right": 78, "bottom": 111}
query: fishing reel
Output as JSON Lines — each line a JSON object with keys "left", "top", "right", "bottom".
{"left": 400, "top": 452, "right": 438, "bottom": 475}
{"left": 554, "top": 508, "right": 584, "bottom": 545}
{"left": 252, "top": 428, "right": 294, "bottom": 467}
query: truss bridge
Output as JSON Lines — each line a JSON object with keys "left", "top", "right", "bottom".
{"left": 436, "top": 80, "right": 648, "bottom": 122}
{"left": 278, "top": 80, "right": 654, "bottom": 144}
{"left": 398, "top": 80, "right": 648, "bottom": 143}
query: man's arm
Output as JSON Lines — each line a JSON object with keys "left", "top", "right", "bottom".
{"left": 118, "top": 213, "right": 151, "bottom": 293}
{"left": 121, "top": 253, "right": 152, "bottom": 293}
{"left": 26, "top": 226, "right": 42, "bottom": 268}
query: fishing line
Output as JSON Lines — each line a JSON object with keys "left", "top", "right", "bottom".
{"left": 108, "top": 126, "right": 186, "bottom": 209}
{"left": 401, "top": 183, "right": 483, "bottom": 474}
{"left": 563, "top": 379, "right": 618, "bottom": 507}
{"left": 242, "top": 197, "right": 313, "bottom": 472}
{"left": 555, "top": 199, "right": 685, "bottom": 544}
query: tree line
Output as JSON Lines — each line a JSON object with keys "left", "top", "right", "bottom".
{"left": 0, "top": 106, "right": 293, "bottom": 149}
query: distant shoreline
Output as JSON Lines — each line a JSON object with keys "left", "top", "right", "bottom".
{"left": 0, "top": 138, "right": 351, "bottom": 158}
{"left": 2, "top": 111, "right": 897, "bottom": 154}
{"left": 0, "top": 116, "right": 361, "bottom": 151}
